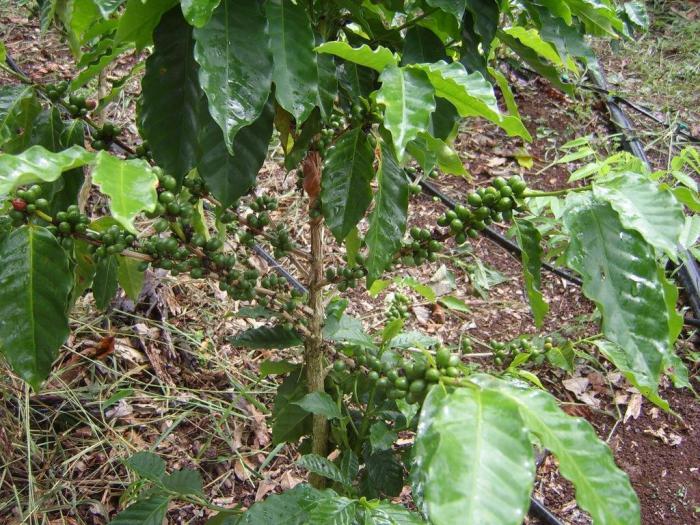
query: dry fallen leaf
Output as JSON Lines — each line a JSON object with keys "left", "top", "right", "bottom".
{"left": 624, "top": 393, "right": 643, "bottom": 423}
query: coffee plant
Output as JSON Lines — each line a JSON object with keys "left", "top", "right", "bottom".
{"left": 0, "top": 0, "right": 694, "bottom": 524}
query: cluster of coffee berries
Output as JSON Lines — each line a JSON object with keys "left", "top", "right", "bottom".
{"left": 52, "top": 205, "right": 90, "bottom": 236}
{"left": 491, "top": 335, "right": 553, "bottom": 366}
{"left": 386, "top": 292, "right": 410, "bottom": 321}
{"left": 9, "top": 185, "right": 49, "bottom": 225}
{"left": 90, "top": 224, "right": 135, "bottom": 258}
{"left": 333, "top": 344, "right": 464, "bottom": 405}
{"left": 437, "top": 176, "right": 528, "bottom": 244}
{"left": 66, "top": 93, "right": 91, "bottom": 117}
{"left": 400, "top": 226, "right": 442, "bottom": 266}
{"left": 269, "top": 225, "right": 294, "bottom": 258}
{"left": 326, "top": 259, "right": 367, "bottom": 291}
{"left": 92, "top": 121, "right": 122, "bottom": 150}
{"left": 45, "top": 81, "right": 69, "bottom": 102}
{"left": 261, "top": 272, "right": 290, "bottom": 292}
{"left": 146, "top": 175, "right": 196, "bottom": 224}
{"left": 133, "top": 141, "right": 151, "bottom": 159}
{"left": 246, "top": 195, "right": 277, "bottom": 230}
{"left": 460, "top": 337, "right": 474, "bottom": 353}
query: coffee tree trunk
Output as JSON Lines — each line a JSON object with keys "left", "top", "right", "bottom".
{"left": 303, "top": 152, "right": 328, "bottom": 488}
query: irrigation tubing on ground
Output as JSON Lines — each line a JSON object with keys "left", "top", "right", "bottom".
{"left": 252, "top": 244, "right": 308, "bottom": 294}
{"left": 568, "top": 80, "right": 700, "bottom": 144}
{"left": 588, "top": 69, "right": 700, "bottom": 322}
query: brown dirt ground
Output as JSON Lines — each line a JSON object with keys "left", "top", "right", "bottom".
{"left": 1, "top": 5, "right": 699, "bottom": 525}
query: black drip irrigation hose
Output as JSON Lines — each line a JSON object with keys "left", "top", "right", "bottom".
{"left": 252, "top": 244, "right": 308, "bottom": 294}
{"left": 419, "top": 179, "right": 583, "bottom": 287}
{"left": 567, "top": 80, "right": 700, "bottom": 145}
{"left": 589, "top": 69, "right": 700, "bottom": 323}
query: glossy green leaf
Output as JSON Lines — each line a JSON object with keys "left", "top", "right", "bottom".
{"left": 92, "top": 151, "right": 158, "bottom": 233}
{"left": 370, "top": 421, "right": 398, "bottom": 452}
{"left": 658, "top": 265, "right": 683, "bottom": 347}
{"left": 412, "top": 386, "right": 535, "bottom": 525}
{"left": 546, "top": 342, "right": 574, "bottom": 373}
{"left": 71, "top": 239, "right": 96, "bottom": 304}
{"left": 237, "top": 483, "right": 324, "bottom": 525}
{"left": 340, "top": 451, "right": 359, "bottom": 483}
{"left": 284, "top": 108, "right": 321, "bottom": 170}
{"left": 514, "top": 218, "right": 549, "bottom": 327}
{"left": 418, "top": 9, "right": 461, "bottom": 43}
{"left": 308, "top": 495, "right": 358, "bottom": 524}
{"left": 402, "top": 26, "right": 447, "bottom": 65}
{"left": 70, "top": 44, "right": 132, "bottom": 91}
{"left": 503, "top": 26, "right": 564, "bottom": 67}
{"left": 408, "top": 133, "right": 467, "bottom": 177}
{"left": 0, "top": 226, "right": 72, "bottom": 389}
{"left": 498, "top": 31, "right": 573, "bottom": 95}
{"left": 47, "top": 119, "right": 86, "bottom": 216}
{"left": 425, "top": 0, "right": 466, "bottom": 19}
{"left": 537, "top": 8, "right": 597, "bottom": 66}
{"left": 197, "top": 96, "right": 274, "bottom": 207}
{"left": 117, "top": 256, "right": 144, "bottom": 302}
{"left": 623, "top": 1, "right": 649, "bottom": 29}
{"left": 568, "top": 0, "right": 623, "bottom": 37}
{"left": 463, "top": 0, "right": 500, "bottom": 56}
{"left": 110, "top": 496, "right": 170, "bottom": 525}
{"left": 531, "top": 0, "right": 572, "bottom": 24}
{"left": 337, "top": 62, "right": 377, "bottom": 103}
{"left": 162, "top": 469, "right": 204, "bottom": 496}
{"left": 475, "top": 375, "right": 641, "bottom": 525}
{"left": 298, "top": 454, "right": 351, "bottom": 486}
{"left": 272, "top": 369, "right": 311, "bottom": 444}
{"left": 410, "top": 61, "right": 531, "bottom": 140}
{"left": 93, "top": 255, "right": 119, "bottom": 310}
{"left": 94, "top": 0, "right": 127, "bottom": 18}
{"left": 323, "top": 313, "right": 377, "bottom": 350}
{"left": 139, "top": 7, "right": 202, "bottom": 187}
{"left": 363, "top": 502, "right": 426, "bottom": 525}
{"left": 124, "top": 451, "right": 166, "bottom": 480}
{"left": 181, "top": 0, "right": 220, "bottom": 27}
{"left": 365, "top": 449, "right": 404, "bottom": 498}
{"left": 593, "top": 171, "right": 684, "bottom": 257}
{"left": 266, "top": 0, "right": 317, "bottom": 123}
{"left": 116, "top": 0, "right": 177, "bottom": 49}
{"left": 366, "top": 140, "right": 408, "bottom": 285}
{"left": 239, "top": 484, "right": 325, "bottom": 525}
{"left": 321, "top": 128, "right": 375, "bottom": 241}
{"left": 56, "top": 0, "right": 102, "bottom": 55}
{"left": 377, "top": 66, "right": 435, "bottom": 162}
{"left": 230, "top": 324, "right": 302, "bottom": 349}
{"left": 315, "top": 42, "right": 397, "bottom": 73}
{"left": 193, "top": 0, "right": 272, "bottom": 154}
{"left": 0, "top": 145, "right": 93, "bottom": 196}
{"left": 437, "top": 295, "right": 470, "bottom": 313}
{"left": 594, "top": 340, "right": 669, "bottom": 411}
{"left": 259, "top": 359, "right": 298, "bottom": 376}
{"left": 564, "top": 195, "right": 670, "bottom": 389}
{"left": 293, "top": 392, "right": 342, "bottom": 420}
{"left": 0, "top": 85, "right": 41, "bottom": 148}
{"left": 315, "top": 40, "right": 338, "bottom": 121}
